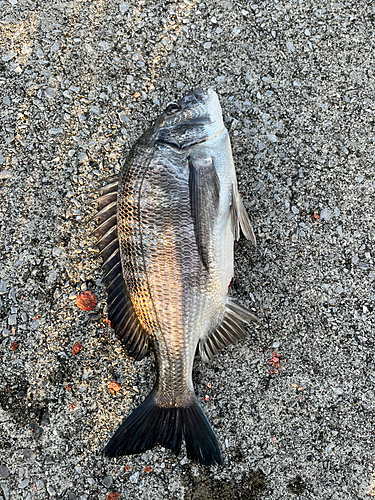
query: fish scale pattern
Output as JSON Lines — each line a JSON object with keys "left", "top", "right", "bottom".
{"left": 117, "top": 146, "right": 211, "bottom": 402}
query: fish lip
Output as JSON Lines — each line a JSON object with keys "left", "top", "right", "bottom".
{"left": 193, "top": 87, "right": 214, "bottom": 101}
{"left": 188, "top": 89, "right": 220, "bottom": 125}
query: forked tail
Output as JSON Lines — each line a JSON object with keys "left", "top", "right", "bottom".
{"left": 103, "top": 391, "right": 222, "bottom": 465}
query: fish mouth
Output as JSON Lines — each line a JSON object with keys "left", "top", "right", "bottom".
{"left": 192, "top": 87, "right": 214, "bottom": 101}
{"left": 185, "top": 88, "right": 221, "bottom": 126}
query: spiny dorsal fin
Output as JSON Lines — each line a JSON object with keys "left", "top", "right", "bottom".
{"left": 199, "top": 298, "right": 259, "bottom": 362}
{"left": 92, "top": 175, "right": 149, "bottom": 360}
{"left": 188, "top": 157, "right": 220, "bottom": 271}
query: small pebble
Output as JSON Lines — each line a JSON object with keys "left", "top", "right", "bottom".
{"left": 320, "top": 208, "right": 332, "bottom": 220}
{"left": 0, "top": 465, "right": 10, "bottom": 478}
{"left": 266, "top": 133, "right": 277, "bottom": 142}
{"left": 99, "top": 41, "right": 110, "bottom": 50}
{"left": 332, "top": 387, "right": 343, "bottom": 396}
{"left": 1, "top": 484, "right": 10, "bottom": 500}
{"left": 47, "top": 486, "right": 56, "bottom": 495}
{"left": 8, "top": 314, "right": 17, "bottom": 326}
{"left": 119, "top": 3, "right": 129, "bottom": 14}
{"left": 286, "top": 41, "right": 295, "bottom": 52}
{"left": 358, "top": 262, "right": 368, "bottom": 269}
{"left": 31, "top": 320, "right": 39, "bottom": 330}
{"left": 78, "top": 153, "right": 89, "bottom": 162}
{"left": 50, "top": 41, "right": 60, "bottom": 53}
{"left": 36, "top": 480, "right": 45, "bottom": 490}
{"left": 2, "top": 52, "right": 17, "bottom": 61}
{"left": 8, "top": 288, "right": 16, "bottom": 303}
{"left": 119, "top": 111, "right": 129, "bottom": 124}
{"left": 102, "top": 476, "right": 113, "bottom": 488}
{"left": 129, "top": 472, "right": 139, "bottom": 483}
{"left": 19, "top": 479, "right": 29, "bottom": 489}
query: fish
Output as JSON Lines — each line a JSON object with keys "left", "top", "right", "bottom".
{"left": 91, "top": 88, "right": 258, "bottom": 466}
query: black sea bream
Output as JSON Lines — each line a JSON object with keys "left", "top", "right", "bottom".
{"left": 92, "top": 88, "right": 258, "bottom": 465}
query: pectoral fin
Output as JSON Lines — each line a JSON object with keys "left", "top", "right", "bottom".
{"left": 188, "top": 157, "right": 220, "bottom": 271}
{"left": 230, "top": 182, "right": 256, "bottom": 244}
{"left": 199, "top": 299, "right": 259, "bottom": 362}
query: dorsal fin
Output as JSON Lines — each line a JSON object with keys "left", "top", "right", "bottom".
{"left": 92, "top": 175, "right": 149, "bottom": 360}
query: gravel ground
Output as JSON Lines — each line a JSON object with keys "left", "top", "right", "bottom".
{"left": 1, "top": 0, "right": 374, "bottom": 499}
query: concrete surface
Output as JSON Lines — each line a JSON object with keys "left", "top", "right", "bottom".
{"left": 0, "top": 0, "right": 374, "bottom": 499}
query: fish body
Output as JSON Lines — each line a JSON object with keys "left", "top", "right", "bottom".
{"left": 92, "top": 89, "right": 257, "bottom": 465}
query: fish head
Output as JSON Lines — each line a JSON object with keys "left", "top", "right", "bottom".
{"left": 151, "top": 88, "right": 225, "bottom": 149}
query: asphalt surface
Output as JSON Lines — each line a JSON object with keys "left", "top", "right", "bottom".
{"left": 1, "top": 0, "right": 374, "bottom": 499}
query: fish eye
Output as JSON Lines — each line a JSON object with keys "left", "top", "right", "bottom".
{"left": 165, "top": 102, "right": 181, "bottom": 115}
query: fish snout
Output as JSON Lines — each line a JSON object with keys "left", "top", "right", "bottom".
{"left": 193, "top": 88, "right": 213, "bottom": 101}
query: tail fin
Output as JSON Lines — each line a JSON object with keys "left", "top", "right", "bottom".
{"left": 103, "top": 392, "right": 222, "bottom": 466}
